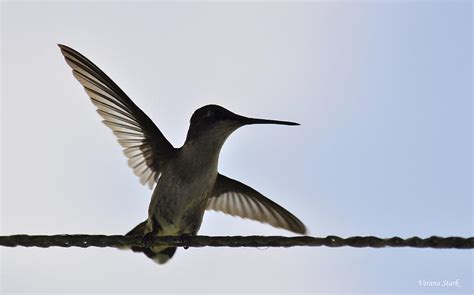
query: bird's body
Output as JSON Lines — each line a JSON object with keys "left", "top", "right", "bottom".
{"left": 59, "top": 44, "right": 307, "bottom": 264}
{"left": 147, "top": 145, "right": 219, "bottom": 238}
{"left": 134, "top": 149, "right": 218, "bottom": 263}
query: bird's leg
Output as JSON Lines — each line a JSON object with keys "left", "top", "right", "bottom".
{"left": 141, "top": 232, "right": 156, "bottom": 248}
{"left": 142, "top": 218, "right": 161, "bottom": 248}
{"left": 180, "top": 233, "right": 195, "bottom": 250}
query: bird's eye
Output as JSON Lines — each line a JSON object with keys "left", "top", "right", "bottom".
{"left": 205, "top": 110, "right": 213, "bottom": 118}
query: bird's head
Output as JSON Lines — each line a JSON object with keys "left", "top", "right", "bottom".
{"left": 185, "top": 104, "right": 299, "bottom": 145}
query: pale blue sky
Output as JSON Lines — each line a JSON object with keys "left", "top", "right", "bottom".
{"left": 1, "top": 1, "right": 472, "bottom": 294}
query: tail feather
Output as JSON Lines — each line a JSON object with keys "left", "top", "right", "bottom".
{"left": 143, "top": 246, "right": 177, "bottom": 264}
{"left": 124, "top": 220, "right": 177, "bottom": 264}
{"left": 126, "top": 221, "right": 147, "bottom": 236}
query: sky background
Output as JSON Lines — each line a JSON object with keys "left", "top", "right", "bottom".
{"left": 1, "top": 1, "right": 472, "bottom": 294}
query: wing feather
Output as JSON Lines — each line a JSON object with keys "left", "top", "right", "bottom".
{"left": 208, "top": 174, "right": 306, "bottom": 234}
{"left": 59, "top": 44, "right": 175, "bottom": 189}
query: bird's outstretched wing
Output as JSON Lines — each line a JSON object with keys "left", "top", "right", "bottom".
{"left": 207, "top": 174, "right": 306, "bottom": 234}
{"left": 59, "top": 44, "right": 175, "bottom": 188}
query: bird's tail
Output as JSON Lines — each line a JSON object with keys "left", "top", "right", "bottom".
{"left": 124, "top": 220, "right": 177, "bottom": 265}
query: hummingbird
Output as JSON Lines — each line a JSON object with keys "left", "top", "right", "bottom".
{"left": 58, "top": 44, "right": 307, "bottom": 264}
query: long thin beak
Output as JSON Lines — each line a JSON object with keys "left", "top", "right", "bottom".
{"left": 238, "top": 115, "right": 300, "bottom": 126}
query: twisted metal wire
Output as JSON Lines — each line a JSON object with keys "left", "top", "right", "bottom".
{"left": 1, "top": 235, "right": 473, "bottom": 249}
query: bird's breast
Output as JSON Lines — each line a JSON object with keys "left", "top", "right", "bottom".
{"left": 148, "top": 159, "right": 218, "bottom": 234}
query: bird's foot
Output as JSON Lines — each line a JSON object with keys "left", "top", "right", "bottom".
{"left": 180, "top": 233, "right": 194, "bottom": 250}
{"left": 141, "top": 232, "right": 155, "bottom": 248}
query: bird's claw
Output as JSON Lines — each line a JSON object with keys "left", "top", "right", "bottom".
{"left": 142, "top": 232, "right": 155, "bottom": 248}
{"left": 180, "top": 234, "right": 193, "bottom": 250}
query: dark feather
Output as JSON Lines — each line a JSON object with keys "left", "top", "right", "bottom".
{"left": 208, "top": 174, "right": 306, "bottom": 234}
{"left": 58, "top": 44, "right": 175, "bottom": 188}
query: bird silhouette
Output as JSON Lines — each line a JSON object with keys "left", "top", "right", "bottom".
{"left": 59, "top": 44, "right": 306, "bottom": 264}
